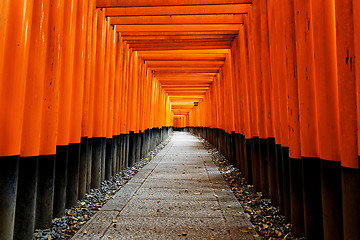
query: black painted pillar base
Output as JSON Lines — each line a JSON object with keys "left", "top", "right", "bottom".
{"left": 105, "top": 138, "right": 113, "bottom": 180}
{"left": 128, "top": 131, "right": 136, "bottom": 167}
{"left": 302, "top": 157, "right": 323, "bottom": 240}
{"left": 78, "top": 137, "right": 88, "bottom": 199}
{"left": 143, "top": 129, "right": 148, "bottom": 155}
{"left": 66, "top": 143, "right": 80, "bottom": 209}
{"left": 91, "top": 137, "right": 102, "bottom": 189}
{"left": 216, "top": 128, "right": 219, "bottom": 148}
{"left": 53, "top": 146, "right": 68, "bottom": 218}
{"left": 124, "top": 134, "right": 129, "bottom": 168}
{"left": 289, "top": 157, "right": 305, "bottom": 237}
{"left": 234, "top": 133, "right": 241, "bottom": 169}
{"left": 14, "top": 157, "right": 38, "bottom": 240}
{"left": 230, "top": 132, "right": 236, "bottom": 165}
{"left": 0, "top": 156, "right": 19, "bottom": 240}
{"left": 252, "top": 137, "right": 260, "bottom": 191}
{"left": 282, "top": 147, "right": 291, "bottom": 222}
{"left": 119, "top": 134, "right": 125, "bottom": 170}
{"left": 113, "top": 135, "right": 119, "bottom": 175}
{"left": 341, "top": 166, "right": 360, "bottom": 240}
{"left": 135, "top": 131, "right": 141, "bottom": 162}
{"left": 267, "top": 138, "right": 277, "bottom": 205}
{"left": 239, "top": 135, "right": 246, "bottom": 175}
{"left": 86, "top": 138, "right": 92, "bottom": 193}
{"left": 276, "top": 144, "right": 284, "bottom": 214}
{"left": 146, "top": 129, "right": 150, "bottom": 154}
{"left": 259, "top": 138, "right": 269, "bottom": 198}
{"left": 221, "top": 131, "right": 226, "bottom": 159}
{"left": 36, "top": 155, "right": 55, "bottom": 229}
{"left": 101, "top": 138, "right": 106, "bottom": 182}
{"left": 321, "top": 160, "right": 343, "bottom": 240}
{"left": 149, "top": 129, "right": 153, "bottom": 151}
{"left": 245, "top": 138, "right": 253, "bottom": 185}
{"left": 140, "top": 131, "right": 145, "bottom": 159}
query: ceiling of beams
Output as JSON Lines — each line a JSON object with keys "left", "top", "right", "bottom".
{"left": 98, "top": 0, "right": 251, "bottom": 117}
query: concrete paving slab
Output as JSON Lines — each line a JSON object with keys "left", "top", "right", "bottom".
{"left": 72, "top": 132, "right": 257, "bottom": 240}
{"left": 72, "top": 211, "right": 119, "bottom": 240}
{"left": 119, "top": 199, "right": 223, "bottom": 218}
{"left": 102, "top": 216, "right": 230, "bottom": 240}
{"left": 141, "top": 179, "right": 213, "bottom": 189}
{"left": 132, "top": 187, "right": 219, "bottom": 201}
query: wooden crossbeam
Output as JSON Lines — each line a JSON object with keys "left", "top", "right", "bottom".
{"left": 154, "top": 69, "right": 219, "bottom": 73}
{"left": 123, "top": 35, "right": 235, "bottom": 40}
{"left": 129, "top": 41, "right": 232, "bottom": 47}
{"left": 120, "top": 31, "right": 238, "bottom": 36}
{"left": 105, "top": 4, "right": 249, "bottom": 16}
{"left": 98, "top": 0, "right": 251, "bottom": 8}
{"left": 163, "top": 88, "right": 210, "bottom": 91}
{"left": 147, "top": 60, "right": 224, "bottom": 66}
{"left": 115, "top": 24, "right": 241, "bottom": 32}
{"left": 126, "top": 39, "right": 233, "bottom": 44}
{"left": 161, "top": 84, "right": 212, "bottom": 87}
{"left": 138, "top": 49, "right": 230, "bottom": 54}
{"left": 133, "top": 46, "right": 230, "bottom": 51}
{"left": 110, "top": 14, "right": 244, "bottom": 25}
{"left": 170, "top": 95, "right": 204, "bottom": 98}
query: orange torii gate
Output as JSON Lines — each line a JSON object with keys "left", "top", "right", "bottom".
{"left": 0, "top": 0, "right": 359, "bottom": 240}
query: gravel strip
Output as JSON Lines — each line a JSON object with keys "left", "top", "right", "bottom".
{"left": 198, "top": 136, "right": 305, "bottom": 240}
{"left": 33, "top": 135, "right": 172, "bottom": 240}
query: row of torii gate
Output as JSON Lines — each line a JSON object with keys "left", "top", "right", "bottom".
{"left": 0, "top": 0, "right": 359, "bottom": 240}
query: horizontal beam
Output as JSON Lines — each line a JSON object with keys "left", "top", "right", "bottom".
{"left": 138, "top": 51, "right": 226, "bottom": 58}
{"left": 161, "top": 84, "right": 212, "bottom": 87}
{"left": 159, "top": 80, "right": 213, "bottom": 84}
{"left": 138, "top": 49, "right": 230, "bottom": 54}
{"left": 163, "top": 88, "right": 209, "bottom": 92}
{"left": 172, "top": 111, "right": 191, "bottom": 114}
{"left": 129, "top": 41, "right": 232, "bottom": 47}
{"left": 132, "top": 46, "right": 231, "bottom": 51}
{"left": 123, "top": 35, "right": 235, "bottom": 40}
{"left": 160, "top": 82, "right": 213, "bottom": 86}
{"left": 143, "top": 57, "right": 226, "bottom": 62}
{"left": 168, "top": 93, "right": 206, "bottom": 96}
{"left": 98, "top": 0, "right": 251, "bottom": 7}
{"left": 172, "top": 101, "right": 197, "bottom": 104}
{"left": 154, "top": 69, "right": 219, "bottom": 73}
{"left": 155, "top": 74, "right": 216, "bottom": 79}
{"left": 120, "top": 31, "right": 238, "bottom": 36}
{"left": 158, "top": 77, "right": 215, "bottom": 79}
{"left": 115, "top": 24, "right": 242, "bottom": 32}
{"left": 126, "top": 39, "right": 233, "bottom": 44}
{"left": 170, "top": 97, "right": 203, "bottom": 101}
{"left": 106, "top": 4, "right": 250, "bottom": 16}
{"left": 110, "top": 14, "right": 244, "bottom": 25}
{"left": 147, "top": 60, "right": 223, "bottom": 65}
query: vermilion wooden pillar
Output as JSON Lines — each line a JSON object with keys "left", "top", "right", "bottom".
{"left": 0, "top": 0, "right": 34, "bottom": 238}
{"left": 15, "top": 0, "right": 49, "bottom": 238}
{"left": 80, "top": 0, "right": 95, "bottom": 198}
{"left": 294, "top": 0, "right": 323, "bottom": 238}
{"left": 250, "top": 1, "right": 264, "bottom": 193}
{"left": 335, "top": 0, "right": 360, "bottom": 239}
{"left": 311, "top": 0, "right": 343, "bottom": 239}
{"left": 91, "top": 8, "right": 106, "bottom": 189}
{"left": 282, "top": 0, "right": 305, "bottom": 236}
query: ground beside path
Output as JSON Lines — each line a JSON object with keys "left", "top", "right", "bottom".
{"left": 72, "top": 132, "right": 258, "bottom": 240}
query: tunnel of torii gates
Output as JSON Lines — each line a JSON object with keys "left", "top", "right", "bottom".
{"left": 1, "top": 0, "right": 360, "bottom": 240}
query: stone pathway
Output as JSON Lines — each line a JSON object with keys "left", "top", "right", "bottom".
{"left": 72, "top": 132, "right": 258, "bottom": 240}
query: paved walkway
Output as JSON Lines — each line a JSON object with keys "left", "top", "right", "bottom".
{"left": 72, "top": 132, "right": 258, "bottom": 240}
